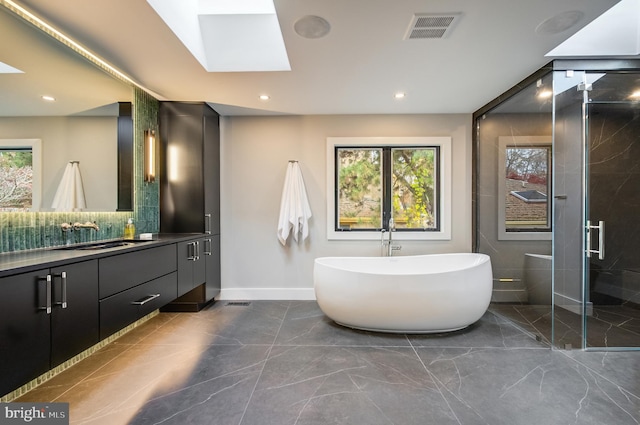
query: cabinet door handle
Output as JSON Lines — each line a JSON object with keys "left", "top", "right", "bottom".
{"left": 205, "top": 214, "right": 212, "bottom": 235}
{"left": 39, "top": 274, "right": 52, "bottom": 314}
{"left": 204, "top": 238, "right": 212, "bottom": 255}
{"left": 195, "top": 241, "right": 200, "bottom": 260}
{"left": 131, "top": 294, "right": 161, "bottom": 305}
{"left": 187, "top": 242, "right": 196, "bottom": 261}
{"left": 53, "top": 271, "right": 68, "bottom": 309}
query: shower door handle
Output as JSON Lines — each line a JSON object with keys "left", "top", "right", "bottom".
{"left": 586, "top": 220, "right": 605, "bottom": 260}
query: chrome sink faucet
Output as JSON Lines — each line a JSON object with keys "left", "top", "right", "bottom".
{"left": 60, "top": 221, "right": 100, "bottom": 232}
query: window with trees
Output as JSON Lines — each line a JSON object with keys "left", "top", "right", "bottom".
{"left": 327, "top": 137, "right": 452, "bottom": 241}
{"left": 336, "top": 146, "right": 439, "bottom": 231}
{"left": 0, "top": 148, "right": 33, "bottom": 211}
{"left": 0, "top": 139, "right": 41, "bottom": 212}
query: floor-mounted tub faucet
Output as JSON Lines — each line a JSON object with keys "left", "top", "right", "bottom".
{"left": 381, "top": 218, "right": 401, "bottom": 256}
{"left": 388, "top": 218, "right": 395, "bottom": 256}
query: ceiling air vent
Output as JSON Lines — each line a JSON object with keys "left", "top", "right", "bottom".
{"left": 405, "top": 13, "right": 461, "bottom": 40}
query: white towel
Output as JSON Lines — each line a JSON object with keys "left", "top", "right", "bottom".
{"left": 51, "top": 161, "right": 87, "bottom": 211}
{"left": 277, "top": 161, "right": 312, "bottom": 245}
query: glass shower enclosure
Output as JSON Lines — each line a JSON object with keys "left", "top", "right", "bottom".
{"left": 474, "top": 59, "right": 640, "bottom": 350}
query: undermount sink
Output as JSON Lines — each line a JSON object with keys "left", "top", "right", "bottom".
{"left": 54, "top": 240, "right": 145, "bottom": 251}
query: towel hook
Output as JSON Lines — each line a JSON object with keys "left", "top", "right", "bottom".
{"left": 288, "top": 160, "right": 298, "bottom": 163}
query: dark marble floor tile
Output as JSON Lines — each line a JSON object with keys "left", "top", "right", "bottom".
{"left": 492, "top": 302, "right": 640, "bottom": 349}
{"left": 274, "top": 301, "right": 410, "bottom": 347}
{"left": 563, "top": 350, "right": 640, "bottom": 399}
{"left": 13, "top": 301, "right": 640, "bottom": 425}
{"left": 416, "top": 347, "right": 640, "bottom": 425}
{"left": 86, "top": 344, "right": 270, "bottom": 425}
{"left": 140, "top": 300, "right": 291, "bottom": 346}
{"left": 408, "top": 311, "right": 545, "bottom": 349}
{"left": 592, "top": 305, "right": 640, "bottom": 326}
{"left": 489, "top": 304, "right": 552, "bottom": 344}
{"left": 585, "top": 316, "right": 640, "bottom": 348}
{"left": 15, "top": 342, "right": 134, "bottom": 403}
{"left": 242, "top": 345, "right": 458, "bottom": 425}
{"left": 551, "top": 308, "right": 584, "bottom": 349}
{"left": 111, "top": 312, "right": 181, "bottom": 346}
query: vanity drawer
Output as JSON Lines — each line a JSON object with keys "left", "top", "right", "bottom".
{"left": 99, "top": 271, "right": 177, "bottom": 339}
{"left": 99, "top": 244, "right": 177, "bottom": 299}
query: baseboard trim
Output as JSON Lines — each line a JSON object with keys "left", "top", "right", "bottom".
{"left": 218, "top": 288, "right": 316, "bottom": 300}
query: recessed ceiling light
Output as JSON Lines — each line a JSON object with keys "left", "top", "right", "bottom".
{"left": 394, "top": 92, "right": 406, "bottom": 99}
{"left": 630, "top": 90, "right": 640, "bottom": 98}
{"left": 41, "top": 95, "right": 56, "bottom": 102}
{"left": 535, "top": 10, "right": 584, "bottom": 35}
{"left": 259, "top": 95, "right": 270, "bottom": 101}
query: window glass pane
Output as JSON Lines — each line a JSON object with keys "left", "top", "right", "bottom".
{"left": 392, "top": 147, "right": 437, "bottom": 229}
{"left": 505, "top": 146, "right": 550, "bottom": 231}
{"left": 0, "top": 149, "right": 33, "bottom": 211}
{"left": 337, "top": 148, "right": 382, "bottom": 229}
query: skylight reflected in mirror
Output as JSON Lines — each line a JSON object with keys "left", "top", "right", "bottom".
{"left": 0, "top": 61, "right": 23, "bottom": 73}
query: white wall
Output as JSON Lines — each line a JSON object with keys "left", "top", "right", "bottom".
{"left": 0, "top": 116, "right": 117, "bottom": 211}
{"left": 220, "top": 114, "right": 472, "bottom": 300}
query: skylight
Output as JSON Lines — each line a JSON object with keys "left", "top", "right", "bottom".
{"left": 0, "top": 61, "right": 23, "bottom": 73}
{"left": 547, "top": 0, "right": 640, "bottom": 56}
{"left": 147, "top": 0, "right": 291, "bottom": 72}
{"left": 510, "top": 190, "right": 547, "bottom": 203}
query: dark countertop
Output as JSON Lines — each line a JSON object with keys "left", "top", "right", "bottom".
{"left": 0, "top": 233, "right": 206, "bottom": 277}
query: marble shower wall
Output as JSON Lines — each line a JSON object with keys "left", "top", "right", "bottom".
{"left": 0, "top": 87, "right": 159, "bottom": 253}
{"left": 587, "top": 102, "right": 640, "bottom": 305}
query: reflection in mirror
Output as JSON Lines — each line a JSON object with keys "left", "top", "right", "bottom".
{"left": 505, "top": 146, "right": 550, "bottom": 230}
{"left": 0, "top": 139, "right": 41, "bottom": 211}
{"left": 0, "top": 4, "right": 133, "bottom": 211}
{"left": 498, "top": 136, "right": 552, "bottom": 240}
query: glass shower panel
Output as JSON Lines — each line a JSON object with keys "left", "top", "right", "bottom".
{"left": 552, "top": 70, "right": 586, "bottom": 349}
{"left": 475, "top": 61, "right": 640, "bottom": 351}
{"left": 476, "top": 73, "right": 554, "bottom": 345}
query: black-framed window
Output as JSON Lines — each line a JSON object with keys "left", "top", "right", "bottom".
{"left": 335, "top": 146, "right": 440, "bottom": 231}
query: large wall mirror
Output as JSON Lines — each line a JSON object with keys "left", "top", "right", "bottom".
{"left": 0, "top": 4, "right": 133, "bottom": 212}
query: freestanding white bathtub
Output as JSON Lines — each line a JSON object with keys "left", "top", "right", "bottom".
{"left": 314, "top": 253, "right": 493, "bottom": 333}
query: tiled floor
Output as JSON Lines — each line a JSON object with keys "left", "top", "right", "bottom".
{"left": 490, "top": 303, "right": 640, "bottom": 349}
{"left": 16, "top": 301, "right": 640, "bottom": 424}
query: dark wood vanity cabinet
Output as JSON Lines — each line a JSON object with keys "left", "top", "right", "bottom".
{"left": 176, "top": 238, "right": 206, "bottom": 297}
{"left": 50, "top": 261, "right": 99, "bottom": 367}
{"left": 98, "top": 245, "right": 178, "bottom": 339}
{"left": 0, "top": 260, "right": 99, "bottom": 396}
{"left": 176, "top": 235, "right": 220, "bottom": 302}
{"left": 0, "top": 242, "right": 185, "bottom": 397}
{"left": 0, "top": 269, "right": 51, "bottom": 396}
{"left": 204, "top": 235, "right": 221, "bottom": 302}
